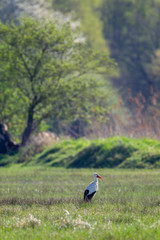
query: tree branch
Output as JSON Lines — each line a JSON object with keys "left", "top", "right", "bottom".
{"left": 32, "top": 45, "right": 48, "bottom": 80}
{"left": 17, "top": 50, "right": 33, "bottom": 81}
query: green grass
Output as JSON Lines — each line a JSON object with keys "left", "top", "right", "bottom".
{"left": 22, "top": 137, "right": 160, "bottom": 168}
{"left": 1, "top": 166, "right": 160, "bottom": 239}
{"left": 1, "top": 136, "right": 160, "bottom": 168}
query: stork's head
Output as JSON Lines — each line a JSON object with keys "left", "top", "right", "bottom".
{"left": 93, "top": 173, "right": 103, "bottom": 180}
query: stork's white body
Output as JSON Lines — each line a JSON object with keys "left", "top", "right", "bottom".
{"left": 84, "top": 173, "right": 103, "bottom": 201}
{"left": 86, "top": 178, "right": 98, "bottom": 194}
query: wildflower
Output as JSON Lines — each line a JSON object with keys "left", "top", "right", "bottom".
{"left": 64, "top": 210, "right": 70, "bottom": 216}
{"left": 19, "top": 214, "right": 41, "bottom": 228}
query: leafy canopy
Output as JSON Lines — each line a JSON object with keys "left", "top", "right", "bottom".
{"left": 0, "top": 17, "right": 116, "bottom": 143}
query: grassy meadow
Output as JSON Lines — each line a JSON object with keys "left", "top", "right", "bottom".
{"left": 1, "top": 166, "right": 160, "bottom": 239}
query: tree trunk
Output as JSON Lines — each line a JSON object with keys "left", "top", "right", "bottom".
{"left": 21, "top": 106, "right": 34, "bottom": 146}
{"left": 0, "top": 123, "right": 19, "bottom": 154}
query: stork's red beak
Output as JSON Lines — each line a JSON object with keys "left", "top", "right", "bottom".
{"left": 97, "top": 175, "right": 103, "bottom": 180}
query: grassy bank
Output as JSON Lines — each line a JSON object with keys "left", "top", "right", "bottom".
{"left": 1, "top": 136, "right": 160, "bottom": 168}
{"left": 1, "top": 167, "right": 160, "bottom": 239}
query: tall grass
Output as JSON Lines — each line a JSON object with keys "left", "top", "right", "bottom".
{"left": 97, "top": 89, "right": 160, "bottom": 140}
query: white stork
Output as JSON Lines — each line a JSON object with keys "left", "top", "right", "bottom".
{"left": 84, "top": 173, "right": 103, "bottom": 201}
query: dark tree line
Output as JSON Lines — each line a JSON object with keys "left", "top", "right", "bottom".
{"left": 101, "top": 0, "right": 160, "bottom": 107}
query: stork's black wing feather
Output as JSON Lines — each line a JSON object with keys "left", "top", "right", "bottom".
{"left": 84, "top": 189, "right": 89, "bottom": 200}
{"left": 87, "top": 191, "right": 96, "bottom": 200}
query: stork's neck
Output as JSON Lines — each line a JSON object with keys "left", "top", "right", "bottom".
{"left": 94, "top": 176, "right": 98, "bottom": 182}
{"left": 94, "top": 177, "right": 99, "bottom": 190}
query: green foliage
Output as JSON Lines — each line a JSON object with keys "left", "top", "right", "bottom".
{"left": 53, "top": 0, "right": 107, "bottom": 51}
{"left": 52, "top": 0, "right": 160, "bottom": 106}
{"left": 101, "top": 0, "right": 160, "bottom": 103}
{"left": 0, "top": 17, "right": 116, "bottom": 143}
{"left": 0, "top": 153, "right": 18, "bottom": 167}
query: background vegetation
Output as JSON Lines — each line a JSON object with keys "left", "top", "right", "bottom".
{"left": 53, "top": 0, "right": 160, "bottom": 139}
{"left": 1, "top": 0, "right": 160, "bottom": 141}
{"left": 1, "top": 0, "right": 160, "bottom": 164}
{"left": 1, "top": 2, "right": 160, "bottom": 239}
{"left": 1, "top": 137, "right": 160, "bottom": 169}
